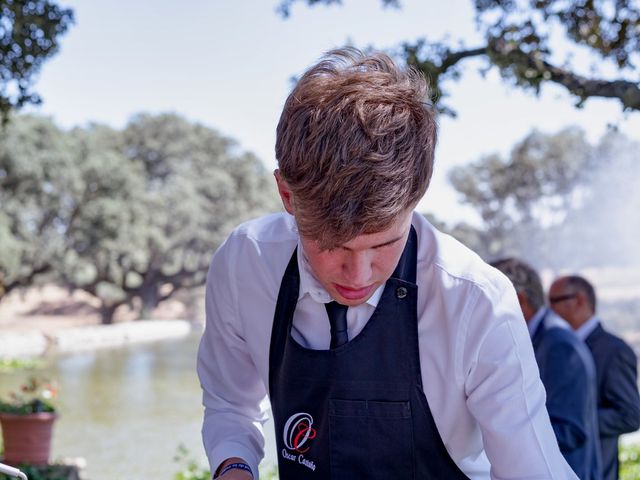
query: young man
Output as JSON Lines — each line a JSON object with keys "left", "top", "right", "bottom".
{"left": 550, "top": 275, "right": 640, "bottom": 480}
{"left": 492, "top": 258, "right": 601, "bottom": 480}
{"left": 197, "top": 48, "right": 576, "bottom": 479}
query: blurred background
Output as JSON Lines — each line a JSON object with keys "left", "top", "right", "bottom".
{"left": 1, "top": 0, "right": 639, "bottom": 479}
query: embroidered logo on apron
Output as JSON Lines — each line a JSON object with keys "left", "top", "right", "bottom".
{"left": 282, "top": 412, "right": 317, "bottom": 471}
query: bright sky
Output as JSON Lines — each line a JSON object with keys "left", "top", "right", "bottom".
{"left": 28, "top": 0, "right": 640, "bottom": 225}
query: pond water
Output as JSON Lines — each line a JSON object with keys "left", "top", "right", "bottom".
{"left": 4, "top": 331, "right": 640, "bottom": 478}
{"left": 0, "top": 333, "right": 277, "bottom": 480}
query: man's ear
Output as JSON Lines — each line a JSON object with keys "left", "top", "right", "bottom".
{"left": 575, "top": 291, "right": 592, "bottom": 314}
{"left": 516, "top": 291, "right": 534, "bottom": 322}
{"left": 274, "top": 169, "right": 295, "bottom": 215}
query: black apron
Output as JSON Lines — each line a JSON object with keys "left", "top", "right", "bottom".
{"left": 268, "top": 227, "right": 469, "bottom": 479}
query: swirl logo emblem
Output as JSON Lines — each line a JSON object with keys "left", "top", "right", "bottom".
{"left": 283, "top": 412, "right": 317, "bottom": 453}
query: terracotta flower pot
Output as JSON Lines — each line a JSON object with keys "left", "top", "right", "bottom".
{"left": 0, "top": 412, "right": 57, "bottom": 466}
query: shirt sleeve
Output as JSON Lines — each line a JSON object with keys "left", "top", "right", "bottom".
{"left": 197, "top": 236, "right": 269, "bottom": 478}
{"left": 463, "top": 282, "right": 578, "bottom": 480}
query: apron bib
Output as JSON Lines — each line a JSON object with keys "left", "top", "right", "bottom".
{"left": 269, "top": 227, "right": 468, "bottom": 479}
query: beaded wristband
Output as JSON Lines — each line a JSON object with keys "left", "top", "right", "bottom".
{"left": 217, "top": 462, "right": 253, "bottom": 478}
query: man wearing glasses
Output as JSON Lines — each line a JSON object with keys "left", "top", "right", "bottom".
{"left": 549, "top": 275, "right": 640, "bottom": 480}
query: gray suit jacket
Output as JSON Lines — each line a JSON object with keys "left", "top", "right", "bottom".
{"left": 586, "top": 323, "right": 640, "bottom": 480}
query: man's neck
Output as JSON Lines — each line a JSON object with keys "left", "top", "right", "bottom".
{"left": 527, "top": 307, "right": 547, "bottom": 338}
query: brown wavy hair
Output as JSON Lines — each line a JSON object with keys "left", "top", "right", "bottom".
{"left": 276, "top": 47, "right": 438, "bottom": 249}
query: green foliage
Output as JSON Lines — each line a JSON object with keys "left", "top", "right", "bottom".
{"left": 261, "top": 466, "right": 279, "bottom": 480}
{"left": 173, "top": 444, "right": 211, "bottom": 480}
{"left": 620, "top": 443, "right": 640, "bottom": 480}
{"left": 474, "top": 0, "right": 640, "bottom": 69}
{"left": 0, "top": 113, "right": 280, "bottom": 323}
{"left": 0, "top": 0, "right": 74, "bottom": 121}
{"left": 281, "top": 0, "right": 640, "bottom": 112}
{"left": 0, "top": 115, "right": 75, "bottom": 297}
{"left": 0, "top": 357, "right": 45, "bottom": 372}
{"left": 278, "top": 0, "right": 398, "bottom": 17}
{"left": 0, "top": 464, "right": 70, "bottom": 480}
{"left": 67, "top": 113, "right": 280, "bottom": 323}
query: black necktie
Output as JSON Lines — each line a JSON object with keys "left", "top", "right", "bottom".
{"left": 325, "top": 301, "right": 349, "bottom": 348}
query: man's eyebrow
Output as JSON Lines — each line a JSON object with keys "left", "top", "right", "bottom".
{"left": 342, "top": 234, "right": 405, "bottom": 251}
{"left": 373, "top": 235, "right": 405, "bottom": 249}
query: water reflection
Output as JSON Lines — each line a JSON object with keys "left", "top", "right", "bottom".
{"left": 0, "top": 333, "right": 276, "bottom": 480}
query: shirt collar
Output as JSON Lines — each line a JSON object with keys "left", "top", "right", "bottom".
{"left": 527, "top": 307, "right": 571, "bottom": 336}
{"left": 576, "top": 315, "right": 599, "bottom": 341}
{"left": 296, "top": 239, "right": 385, "bottom": 308}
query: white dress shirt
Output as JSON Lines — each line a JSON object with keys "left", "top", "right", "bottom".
{"left": 197, "top": 212, "right": 577, "bottom": 479}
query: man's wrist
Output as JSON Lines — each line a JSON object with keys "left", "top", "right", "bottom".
{"left": 213, "top": 457, "right": 253, "bottom": 479}
{"left": 218, "top": 462, "right": 253, "bottom": 478}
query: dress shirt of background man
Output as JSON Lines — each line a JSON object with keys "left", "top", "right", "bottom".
{"left": 492, "top": 258, "right": 601, "bottom": 480}
{"left": 550, "top": 275, "right": 640, "bottom": 480}
{"left": 197, "top": 47, "right": 578, "bottom": 480}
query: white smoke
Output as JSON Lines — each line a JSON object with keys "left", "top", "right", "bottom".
{"left": 538, "top": 130, "right": 640, "bottom": 337}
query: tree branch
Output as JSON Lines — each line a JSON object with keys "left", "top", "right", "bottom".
{"left": 537, "top": 58, "right": 639, "bottom": 111}
{"left": 487, "top": 38, "right": 640, "bottom": 111}
{"left": 439, "top": 47, "right": 487, "bottom": 71}
{"left": 410, "top": 42, "right": 640, "bottom": 112}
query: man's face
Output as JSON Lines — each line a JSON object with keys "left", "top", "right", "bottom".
{"left": 548, "top": 278, "right": 580, "bottom": 328}
{"left": 300, "top": 210, "right": 413, "bottom": 306}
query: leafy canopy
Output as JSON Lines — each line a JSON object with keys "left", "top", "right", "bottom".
{"left": 0, "top": 0, "right": 74, "bottom": 121}
{"left": 0, "top": 114, "right": 280, "bottom": 324}
{"left": 279, "top": 0, "right": 640, "bottom": 113}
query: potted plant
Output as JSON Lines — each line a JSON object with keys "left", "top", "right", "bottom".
{"left": 0, "top": 377, "right": 58, "bottom": 466}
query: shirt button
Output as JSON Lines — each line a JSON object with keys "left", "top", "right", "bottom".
{"left": 396, "top": 286, "right": 408, "bottom": 299}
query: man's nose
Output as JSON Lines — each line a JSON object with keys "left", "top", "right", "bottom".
{"left": 342, "top": 251, "right": 372, "bottom": 286}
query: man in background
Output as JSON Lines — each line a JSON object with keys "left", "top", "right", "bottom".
{"left": 550, "top": 275, "right": 640, "bottom": 480}
{"left": 493, "top": 259, "right": 601, "bottom": 479}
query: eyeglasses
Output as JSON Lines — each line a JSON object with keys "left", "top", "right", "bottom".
{"left": 549, "top": 293, "right": 578, "bottom": 304}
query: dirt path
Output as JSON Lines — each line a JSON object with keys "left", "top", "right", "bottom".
{"left": 0, "top": 284, "right": 196, "bottom": 335}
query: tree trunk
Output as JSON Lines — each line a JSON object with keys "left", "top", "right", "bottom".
{"left": 99, "top": 304, "right": 118, "bottom": 325}
{"left": 138, "top": 285, "right": 159, "bottom": 320}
